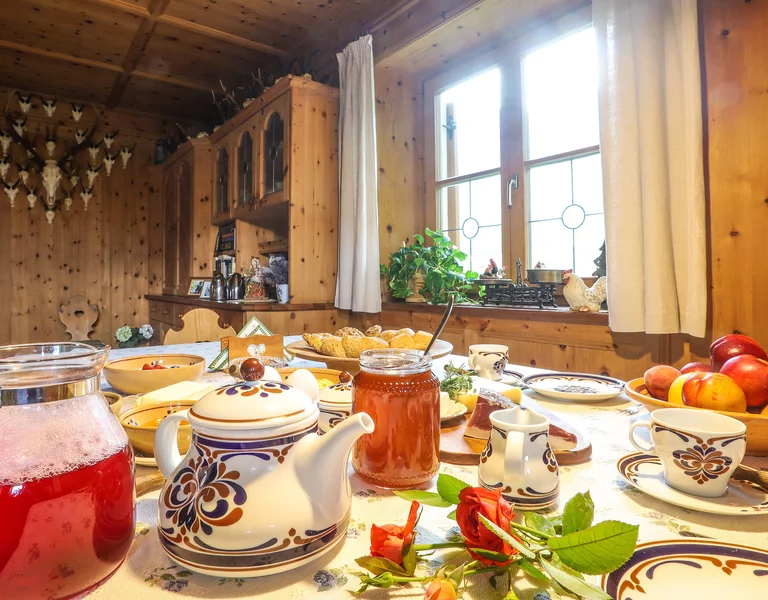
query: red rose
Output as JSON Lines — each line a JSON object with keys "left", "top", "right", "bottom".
{"left": 456, "top": 487, "right": 517, "bottom": 566}
{"left": 370, "top": 500, "right": 420, "bottom": 566}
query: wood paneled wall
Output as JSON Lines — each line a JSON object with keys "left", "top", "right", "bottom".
{"left": 0, "top": 90, "right": 167, "bottom": 346}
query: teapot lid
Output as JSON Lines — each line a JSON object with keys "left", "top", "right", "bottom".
{"left": 189, "top": 380, "right": 317, "bottom": 430}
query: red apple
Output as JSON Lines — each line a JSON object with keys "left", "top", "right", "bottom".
{"left": 680, "top": 361, "right": 713, "bottom": 374}
{"left": 682, "top": 372, "right": 747, "bottom": 413}
{"left": 710, "top": 334, "right": 767, "bottom": 371}
{"left": 719, "top": 354, "right": 768, "bottom": 408}
{"left": 644, "top": 365, "right": 682, "bottom": 401}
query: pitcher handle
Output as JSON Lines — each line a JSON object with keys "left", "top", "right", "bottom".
{"left": 503, "top": 430, "right": 525, "bottom": 486}
{"left": 155, "top": 410, "right": 189, "bottom": 479}
{"left": 468, "top": 353, "right": 477, "bottom": 370}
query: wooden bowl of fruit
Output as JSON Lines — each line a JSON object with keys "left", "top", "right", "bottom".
{"left": 103, "top": 354, "right": 206, "bottom": 395}
{"left": 625, "top": 334, "right": 768, "bottom": 456}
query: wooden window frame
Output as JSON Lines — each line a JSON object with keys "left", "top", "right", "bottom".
{"left": 422, "top": 7, "right": 595, "bottom": 277}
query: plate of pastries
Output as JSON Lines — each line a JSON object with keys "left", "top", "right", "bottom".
{"left": 285, "top": 325, "right": 453, "bottom": 373}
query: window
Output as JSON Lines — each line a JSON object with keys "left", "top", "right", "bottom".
{"left": 427, "top": 22, "right": 603, "bottom": 277}
{"left": 523, "top": 27, "right": 603, "bottom": 274}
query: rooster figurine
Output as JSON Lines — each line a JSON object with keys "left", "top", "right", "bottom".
{"left": 562, "top": 269, "right": 607, "bottom": 312}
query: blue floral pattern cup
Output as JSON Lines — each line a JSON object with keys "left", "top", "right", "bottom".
{"left": 629, "top": 408, "right": 746, "bottom": 498}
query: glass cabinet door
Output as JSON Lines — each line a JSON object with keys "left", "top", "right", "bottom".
{"left": 237, "top": 131, "right": 253, "bottom": 207}
{"left": 263, "top": 112, "right": 284, "bottom": 195}
{"left": 215, "top": 147, "right": 229, "bottom": 216}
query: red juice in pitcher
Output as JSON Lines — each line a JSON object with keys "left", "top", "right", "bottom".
{"left": 0, "top": 348, "right": 136, "bottom": 600}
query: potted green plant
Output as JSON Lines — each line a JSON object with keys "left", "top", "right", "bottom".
{"left": 381, "top": 228, "right": 478, "bottom": 304}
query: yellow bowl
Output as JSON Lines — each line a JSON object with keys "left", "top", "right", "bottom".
{"left": 103, "top": 391, "right": 123, "bottom": 417}
{"left": 119, "top": 400, "right": 194, "bottom": 456}
{"left": 103, "top": 354, "right": 206, "bottom": 395}
{"left": 625, "top": 378, "right": 768, "bottom": 456}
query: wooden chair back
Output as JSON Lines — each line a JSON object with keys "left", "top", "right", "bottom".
{"left": 163, "top": 308, "right": 236, "bottom": 344}
{"left": 59, "top": 296, "right": 99, "bottom": 341}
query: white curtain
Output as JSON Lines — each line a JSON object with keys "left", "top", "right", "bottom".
{"left": 335, "top": 35, "right": 381, "bottom": 313}
{"left": 594, "top": 0, "right": 707, "bottom": 337}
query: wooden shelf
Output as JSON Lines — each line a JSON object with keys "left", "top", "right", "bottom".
{"left": 147, "top": 294, "right": 334, "bottom": 312}
{"left": 258, "top": 238, "right": 289, "bottom": 254}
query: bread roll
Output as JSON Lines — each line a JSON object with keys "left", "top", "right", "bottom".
{"left": 320, "top": 336, "right": 346, "bottom": 358}
{"left": 364, "top": 325, "right": 383, "bottom": 337}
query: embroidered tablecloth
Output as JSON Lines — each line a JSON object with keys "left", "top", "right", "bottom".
{"left": 92, "top": 341, "right": 768, "bottom": 599}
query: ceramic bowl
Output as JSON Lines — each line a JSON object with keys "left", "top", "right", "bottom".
{"left": 103, "top": 391, "right": 123, "bottom": 416}
{"left": 625, "top": 378, "right": 768, "bottom": 456}
{"left": 119, "top": 400, "right": 194, "bottom": 456}
{"left": 277, "top": 367, "right": 342, "bottom": 385}
{"left": 102, "top": 354, "right": 206, "bottom": 394}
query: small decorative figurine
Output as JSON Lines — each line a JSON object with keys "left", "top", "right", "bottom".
{"left": 482, "top": 258, "right": 499, "bottom": 277}
{"left": 562, "top": 269, "right": 608, "bottom": 312}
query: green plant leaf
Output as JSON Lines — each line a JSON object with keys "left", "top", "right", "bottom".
{"left": 561, "top": 491, "right": 595, "bottom": 535}
{"left": 425, "top": 227, "right": 443, "bottom": 240}
{"left": 392, "top": 490, "right": 452, "bottom": 508}
{"left": 414, "top": 233, "right": 425, "bottom": 244}
{"left": 436, "top": 473, "right": 471, "bottom": 504}
{"left": 477, "top": 515, "right": 535, "bottom": 559}
{"left": 402, "top": 541, "right": 417, "bottom": 575}
{"left": 540, "top": 559, "right": 611, "bottom": 600}
{"left": 524, "top": 512, "right": 556, "bottom": 537}
{"left": 380, "top": 264, "right": 388, "bottom": 275}
{"left": 446, "top": 509, "right": 457, "bottom": 521}
{"left": 465, "top": 270, "right": 479, "bottom": 280}
{"left": 547, "top": 520, "right": 639, "bottom": 575}
{"left": 354, "top": 556, "right": 408, "bottom": 577}
{"left": 517, "top": 558, "right": 548, "bottom": 582}
{"left": 469, "top": 548, "right": 514, "bottom": 563}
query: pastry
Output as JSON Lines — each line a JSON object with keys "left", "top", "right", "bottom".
{"left": 463, "top": 389, "right": 517, "bottom": 440}
{"left": 365, "top": 325, "right": 382, "bottom": 337}
{"left": 411, "top": 330, "right": 433, "bottom": 351}
{"left": 334, "top": 327, "right": 364, "bottom": 337}
{"left": 379, "top": 330, "right": 398, "bottom": 342}
{"left": 302, "top": 333, "right": 328, "bottom": 352}
{"left": 319, "top": 335, "right": 346, "bottom": 358}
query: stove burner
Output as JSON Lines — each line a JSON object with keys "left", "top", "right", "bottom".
{"left": 477, "top": 281, "right": 558, "bottom": 309}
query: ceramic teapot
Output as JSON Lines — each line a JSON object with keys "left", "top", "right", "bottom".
{"left": 154, "top": 374, "right": 374, "bottom": 577}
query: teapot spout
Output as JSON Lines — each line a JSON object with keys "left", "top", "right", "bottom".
{"left": 295, "top": 413, "right": 374, "bottom": 514}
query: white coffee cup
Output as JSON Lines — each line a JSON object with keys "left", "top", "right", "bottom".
{"left": 468, "top": 344, "right": 509, "bottom": 381}
{"left": 629, "top": 408, "right": 746, "bottom": 498}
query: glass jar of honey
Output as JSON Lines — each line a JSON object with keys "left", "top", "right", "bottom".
{"left": 352, "top": 349, "right": 440, "bottom": 488}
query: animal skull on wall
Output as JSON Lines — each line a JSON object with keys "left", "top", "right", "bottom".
{"left": 120, "top": 144, "right": 134, "bottom": 168}
{"left": 25, "top": 185, "right": 37, "bottom": 208}
{"left": 3, "top": 178, "right": 21, "bottom": 207}
{"left": 45, "top": 128, "right": 56, "bottom": 157}
{"left": 17, "top": 162, "right": 30, "bottom": 186}
{"left": 74, "top": 129, "right": 87, "bottom": 144}
{"left": 87, "top": 140, "right": 101, "bottom": 162}
{"left": 80, "top": 184, "right": 93, "bottom": 210}
{"left": 71, "top": 104, "right": 84, "bottom": 122}
{"left": 85, "top": 162, "right": 101, "bottom": 187}
{"left": 12, "top": 117, "right": 26, "bottom": 137}
{"left": 0, "top": 156, "right": 10, "bottom": 179}
{"left": 42, "top": 98, "right": 57, "bottom": 118}
{"left": 17, "top": 92, "right": 32, "bottom": 114}
{"left": 45, "top": 209, "right": 56, "bottom": 224}
{"left": 103, "top": 151, "right": 117, "bottom": 176}
{"left": 0, "top": 130, "right": 11, "bottom": 156}
{"left": 102, "top": 131, "right": 118, "bottom": 149}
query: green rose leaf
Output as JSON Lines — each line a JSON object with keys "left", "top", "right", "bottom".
{"left": 354, "top": 556, "right": 409, "bottom": 577}
{"left": 518, "top": 558, "right": 548, "bottom": 582}
{"left": 469, "top": 548, "right": 514, "bottom": 563}
{"left": 446, "top": 509, "right": 457, "bottom": 521}
{"left": 402, "top": 542, "right": 417, "bottom": 576}
{"left": 547, "top": 520, "right": 639, "bottom": 575}
{"left": 392, "top": 490, "right": 452, "bottom": 508}
{"left": 540, "top": 559, "right": 611, "bottom": 600}
{"left": 524, "top": 512, "right": 556, "bottom": 537}
{"left": 477, "top": 514, "right": 535, "bottom": 559}
{"left": 436, "top": 473, "right": 471, "bottom": 505}
{"left": 561, "top": 491, "right": 595, "bottom": 535}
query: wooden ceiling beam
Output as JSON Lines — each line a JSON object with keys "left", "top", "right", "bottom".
{"left": 0, "top": 40, "right": 210, "bottom": 92}
{"left": 86, "top": 0, "right": 290, "bottom": 58}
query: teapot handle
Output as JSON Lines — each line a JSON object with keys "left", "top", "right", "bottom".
{"left": 155, "top": 410, "right": 189, "bottom": 479}
{"left": 503, "top": 430, "right": 525, "bottom": 486}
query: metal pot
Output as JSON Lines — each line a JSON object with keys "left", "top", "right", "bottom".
{"left": 211, "top": 272, "right": 227, "bottom": 301}
{"left": 526, "top": 269, "right": 564, "bottom": 284}
{"left": 227, "top": 272, "right": 245, "bottom": 300}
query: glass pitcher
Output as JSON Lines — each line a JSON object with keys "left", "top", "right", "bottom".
{"left": 0, "top": 343, "right": 135, "bottom": 599}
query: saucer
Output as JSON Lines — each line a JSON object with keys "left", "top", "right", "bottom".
{"left": 522, "top": 372, "right": 624, "bottom": 402}
{"left": 616, "top": 452, "right": 768, "bottom": 516}
{"left": 133, "top": 450, "right": 158, "bottom": 468}
{"left": 602, "top": 539, "right": 768, "bottom": 599}
{"left": 440, "top": 398, "right": 468, "bottom": 421}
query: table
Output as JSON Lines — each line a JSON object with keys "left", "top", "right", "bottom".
{"left": 95, "top": 341, "right": 768, "bottom": 600}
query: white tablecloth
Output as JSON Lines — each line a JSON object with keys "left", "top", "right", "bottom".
{"left": 92, "top": 341, "right": 768, "bottom": 599}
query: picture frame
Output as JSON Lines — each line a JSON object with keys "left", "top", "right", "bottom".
{"left": 187, "top": 278, "right": 206, "bottom": 296}
{"left": 199, "top": 279, "right": 212, "bottom": 299}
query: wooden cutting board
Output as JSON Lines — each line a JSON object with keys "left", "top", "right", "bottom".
{"left": 440, "top": 395, "right": 592, "bottom": 466}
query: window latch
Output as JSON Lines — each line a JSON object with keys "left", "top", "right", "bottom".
{"left": 443, "top": 116, "right": 457, "bottom": 141}
{"left": 507, "top": 175, "right": 518, "bottom": 207}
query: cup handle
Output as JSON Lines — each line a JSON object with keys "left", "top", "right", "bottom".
{"left": 503, "top": 430, "right": 525, "bottom": 485}
{"left": 629, "top": 421, "right": 654, "bottom": 454}
{"left": 468, "top": 354, "right": 477, "bottom": 370}
{"left": 155, "top": 409, "right": 189, "bottom": 479}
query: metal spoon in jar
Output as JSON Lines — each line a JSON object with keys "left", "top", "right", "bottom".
{"left": 424, "top": 296, "right": 454, "bottom": 356}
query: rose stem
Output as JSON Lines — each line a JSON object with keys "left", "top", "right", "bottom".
{"left": 413, "top": 542, "right": 467, "bottom": 550}
{"left": 508, "top": 522, "right": 552, "bottom": 540}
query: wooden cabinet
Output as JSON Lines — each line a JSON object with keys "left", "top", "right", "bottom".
{"left": 207, "top": 76, "right": 339, "bottom": 304}
{"left": 160, "top": 139, "right": 217, "bottom": 294}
